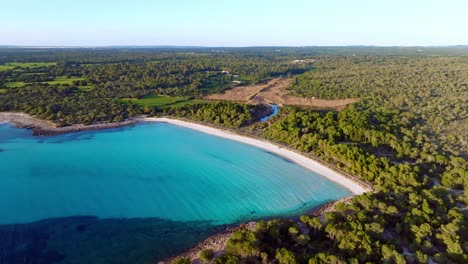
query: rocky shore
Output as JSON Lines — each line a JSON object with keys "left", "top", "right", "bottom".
{"left": 0, "top": 112, "right": 138, "bottom": 136}
{"left": 161, "top": 197, "right": 354, "bottom": 264}
{"left": 160, "top": 222, "right": 256, "bottom": 264}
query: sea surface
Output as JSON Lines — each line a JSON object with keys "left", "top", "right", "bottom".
{"left": 0, "top": 122, "right": 351, "bottom": 263}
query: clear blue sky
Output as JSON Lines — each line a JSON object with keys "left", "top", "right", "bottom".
{"left": 2, "top": 0, "right": 467, "bottom": 46}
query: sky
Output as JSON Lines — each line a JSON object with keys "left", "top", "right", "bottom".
{"left": 1, "top": 0, "right": 467, "bottom": 46}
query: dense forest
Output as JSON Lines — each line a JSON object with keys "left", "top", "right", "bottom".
{"left": 173, "top": 105, "right": 467, "bottom": 263}
{"left": 289, "top": 56, "right": 468, "bottom": 157}
{"left": 0, "top": 47, "right": 467, "bottom": 263}
{"left": 255, "top": 105, "right": 465, "bottom": 262}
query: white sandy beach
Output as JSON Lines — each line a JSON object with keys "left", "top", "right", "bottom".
{"left": 144, "top": 117, "right": 370, "bottom": 195}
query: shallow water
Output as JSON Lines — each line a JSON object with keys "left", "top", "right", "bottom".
{"left": 0, "top": 122, "right": 351, "bottom": 263}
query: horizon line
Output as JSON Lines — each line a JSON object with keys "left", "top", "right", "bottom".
{"left": 1, "top": 44, "right": 468, "bottom": 49}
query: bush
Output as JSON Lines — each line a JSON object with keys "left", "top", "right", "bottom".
{"left": 172, "top": 257, "right": 191, "bottom": 264}
{"left": 200, "top": 249, "right": 214, "bottom": 263}
{"left": 276, "top": 248, "right": 297, "bottom": 264}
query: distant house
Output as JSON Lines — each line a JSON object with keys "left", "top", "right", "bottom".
{"left": 221, "top": 70, "right": 230, "bottom": 74}
{"left": 233, "top": 75, "right": 239, "bottom": 78}
{"left": 231, "top": 80, "right": 242, "bottom": 84}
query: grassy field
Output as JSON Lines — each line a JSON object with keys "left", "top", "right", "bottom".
{"left": 0, "top": 62, "right": 56, "bottom": 71}
{"left": 119, "top": 94, "right": 212, "bottom": 109}
{"left": 3, "top": 76, "right": 91, "bottom": 91}
{"left": 77, "top": 85, "right": 94, "bottom": 92}
{"left": 0, "top": 89, "right": 6, "bottom": 93}
{"left": 119, "top": 94, "right": 189, "bottom": 107}
{"left": 4, "top": 82, "right": 26, "bottom": 88}
{"left": 45, "top": 76, "right": 85, "bottom": 85}
{"left": 168, "top": 99, "right": 211, "bottom": 108}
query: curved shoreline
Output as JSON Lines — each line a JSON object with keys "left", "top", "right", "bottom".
{"left": 0, "top": 112, "right": 138, "bottom": 135}
{"left": 143, "top": 117, "right": 369, "bottom": 195}
{"left": 161, "top": 197, "right": 354, "bottom": 263}
{"left": 0, "top": 112, "right": 370, "bottom": 194}
{"left": 1, "top": 112, "right": 372, "bottom": 262}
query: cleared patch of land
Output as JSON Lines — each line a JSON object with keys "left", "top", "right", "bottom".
{"left": 118, "top": 94, "right": 208, "bottom": 109}
{"left": 119, "top": 95, "right": 187, "bottom": 107}
{"left": 4, "top": 82, "right": 25, "bottom": 88}
{"left": 3, "top": 76, "right": 92, "bottom": 91}
{"left": 167, "top": 99, "right": 211, "bottom": 108}
{"left": 76, "top": 85, "right": 93, "bottom": 92}
{"left": 204, "top": 78, "right": 357, "bottom": 110}
{"left": 0, "top": 62, "right": 56, "bottom": 71}
{"left": 45, "top": 76, "right": 85, "bottom": 85}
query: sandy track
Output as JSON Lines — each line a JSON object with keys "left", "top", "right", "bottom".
{"left": 204, "top": 79, "right": 286, "bottom": 103}
{"left": 204, "top": 78, "right": 357, "bottom": 110}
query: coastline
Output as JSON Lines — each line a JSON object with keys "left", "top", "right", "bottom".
{"left": 162, "top": 222, "right": 257, "bottom": 264}
{"left": 0, "top": 112, "right": 369, "bottom": 194}
{"left": 0, "top": 112, "right": 138, "bottom": 135}
{"left": 143, "top": 117, "right": 369, "bottom": 195}
{"left": 1, "top": 112, "right": 372, "bottom": 263}
{"left": 160, "top": 197, "right": 354, "bottom": 263}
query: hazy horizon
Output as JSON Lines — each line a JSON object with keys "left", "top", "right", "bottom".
{"left": 2, "top": 44, "right": 468, "bottom": 48}
{"left": 3, "top": 0, "right": 468, "bottom": 47}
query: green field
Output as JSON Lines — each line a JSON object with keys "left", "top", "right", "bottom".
{"left": 119, "top": 94, "right": 188, "bottom": 107}
{"left": 4, "top": 82, "right": 26, "bottom": 88}
{"left": 45, "top": 76, "right": 85, "bottom": 85}
{"left": 0, "top": 62, "right": 56, "bottom": 71}
{"left": 3, "top": 76, "right": 92, "bottom": 91}
{"left": 77, "top": 85, "right": 94, "bottom": 92}
{"left": 118, "top": 94, "right": 211, "bottom": 108}
{"left": 0, "top": 89, "right": 6, "bottom": 93}
{"left": 167, "top": 99, "right": 212, "bottom": 108}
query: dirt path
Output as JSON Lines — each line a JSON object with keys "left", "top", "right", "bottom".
{"left": 204, "top": 78, "right": 357, "bottom": 110}
{"left": 204, "top": 79, "right": 287, "bottom": 104}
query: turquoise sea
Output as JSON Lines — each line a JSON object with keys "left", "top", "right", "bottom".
{"left": 0, "top": 122, "right": 351, "bottom": 263}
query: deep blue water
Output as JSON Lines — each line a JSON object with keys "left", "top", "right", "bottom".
{"left": 260, "top": 104, "right": 279, "bottom": 122}
{"left": 0, "top": 122, "right": 351, "bottom": 263}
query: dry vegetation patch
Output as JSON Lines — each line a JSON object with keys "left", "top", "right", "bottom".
{"left": 204, "top": 78, "right": 357, "bottom": 110}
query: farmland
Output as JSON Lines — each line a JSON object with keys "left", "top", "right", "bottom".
{"left": 0, "top": 62, "right": 56, "bottom": 71}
